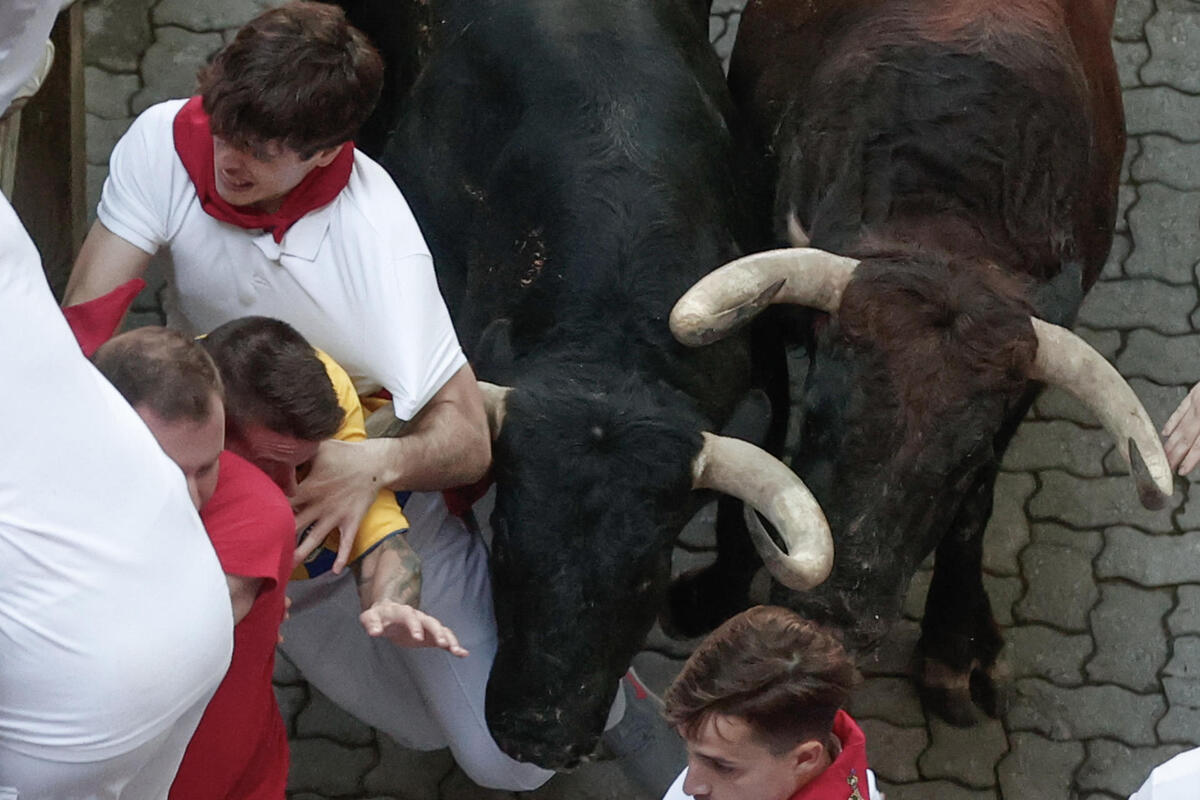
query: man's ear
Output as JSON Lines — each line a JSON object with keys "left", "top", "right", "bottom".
{"left": 788, "top": 739, "right": 828, "bottom": 786}
{"left": 311, "top": 143, "right": 346, "bottom": 168}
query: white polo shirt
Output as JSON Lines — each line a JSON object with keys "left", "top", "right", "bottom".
{"left": 0, "top": 194, "right": 232, "bottom": 762}
{"left": 98, "top": 98, "right": 466, "bottom": 420}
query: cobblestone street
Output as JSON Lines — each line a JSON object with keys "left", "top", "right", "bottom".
{"left": 77, "top": 0, "right": 1200, "bottom": 797}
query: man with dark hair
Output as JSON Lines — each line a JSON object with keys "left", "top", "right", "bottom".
{"left": 662, "top": 606, "right": 880, "bottom": 800}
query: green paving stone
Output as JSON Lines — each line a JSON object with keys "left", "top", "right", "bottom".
{"left": 919, "top": 716, "right": 1008, "bottom": 789}
{"left": 288, "top": 737, "right": 377, "bottom": 796}
{"left": 1015, "top": 529, "right": 1100, "bottom": 631}
{"left": 84, "top": 0, "right": 155, "bottom": 71}
{"left": 1125, "top": 88, "right": 1200, "bottom": 141}
{"left": 1003, "top": 420, "right": 1113, "bottom": 477}
{"left": 1133, "top": 136, "right": 1200, "bottom": 190}
{"left": 439, "top": 766, "right": 518, "bottom": 800}
{"left": 1007, "top": 679, "right": 1164, "bottom": 745}
{"left": 1119, "top": 329, "right": 1200, "bottom": 385}
{"left": 1143, "top": 8, "right": 1200, "bottom": 93}
{"left": 1168, "top": 586, "right": 1200, "bottom": 635}
{"left": 1085, "top": 583, "right": 1172, "bottom": 692}
{"left": 1157, "top": 704, "right": 1200, "bottom": 745}
{"left": 630, "top": 649, "right": 684, "bottom": 698}
{"left": 1163, "top": 636, "right": 1200, "bottom": 707}
{"left": 523, "top": 760, "right": 651, "bottom": 800}
{"left": 1004, "top": 625, "right": 1091, "bottom": 685}
{"left": 1028, "top": 472, "right": 1179, "bottom": 533}
{"left": 849, "top": 677, "right": 925, "bottom": 727}
{"left": 860, "top": 718, "right": 928, "bottom": 783}
{"left": 1113, "top": 40, "right": 1148, "bottom": 89}
{"left": 1078, "top": 278, "right": 1197, "bottom": 335}
{"left": 882, "top": 780, "right": 996, "bottom": 800}
{"left": 363, "top": 737, "right": 453, "bottom": 800}
{"left": 1114, "top": 0, "right": 1156, "bottom": 40}
{"left": 857, "top": 619, "right": 920, "bottom": 677}
{"left": 1124, "top": 185, "right": 1200, "bottom": 284}
{"left": 1078, "top": 740, "right": 1191, "bottom": 797}
{"left": 982, "top": 472, "right": 1035, "bottom": 576}
{"left": 996, "top": 732, "right": 1084, "bottom": 800}
{"left": 984, "top": 574, "right": 1021, "bottom": 627}
{"left": 296, "top": 687, "right": 377, "bottom": 747}
{"left": 1098, "top": 527, "right": 1200, "bottom": 585}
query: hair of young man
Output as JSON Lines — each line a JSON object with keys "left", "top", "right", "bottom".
{"left": 93, "top": 326, "right": 224, "bottom": 422}
{"left": 200, "top": 316, "right": 342, "bottom": 443}
{"left": 197, "top": 0, "right": 384, "bottom": 159}
{"left": 663, "top": 605, "right": 861, "bottom": 755}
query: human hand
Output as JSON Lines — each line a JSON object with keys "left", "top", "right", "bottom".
{"left": 292, "top": 439, "right": 387, "bottom": 574}
{"left": 359, "top": 600, "right": 469, "bottom": 658}
{"left": 1163, "top": 382, "right": 1200, "bottom": 474}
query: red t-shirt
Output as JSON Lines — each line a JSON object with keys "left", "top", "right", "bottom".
{"left": 170, "top": 451, "right": 295, "bottom": 800}
{"left": 791, "top": 711, "right": 871, "bottom": 800}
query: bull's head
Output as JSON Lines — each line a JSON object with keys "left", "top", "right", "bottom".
{"left": 476, "top": 373, "right": 831, "bottom": 768}
{"left": 671, "top": 248, "right": 1173, "bottom": 649}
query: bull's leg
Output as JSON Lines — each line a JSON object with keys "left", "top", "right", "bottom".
{"left": 917, "top": 470, "right": 1007, "bottom": 726}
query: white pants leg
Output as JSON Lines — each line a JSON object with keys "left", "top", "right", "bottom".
{"left": 279, "top": 492, "right": 552, "bottom": 791}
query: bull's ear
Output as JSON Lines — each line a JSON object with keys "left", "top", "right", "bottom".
{"left": 1032, "top": 261, "right": 1083, "bottom": 328}
{"left": 475, "top": 317, "right": 516, "bottom": 379}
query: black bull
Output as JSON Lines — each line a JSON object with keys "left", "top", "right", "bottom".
{"left": 668, "top": 0, "right": 1174, "bottom": 726}
{"left": 351, "top": 0, "right": 832, "bottom": 768}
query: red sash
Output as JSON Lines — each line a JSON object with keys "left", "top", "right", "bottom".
{"left": 790, "top": 711, "right": 872, "bottom": 800}
{"left": 172, "top": 96, "right": 353, "bottom": 243}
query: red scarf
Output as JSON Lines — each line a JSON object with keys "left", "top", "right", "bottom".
{"left": 172, "top": 96, "right": 354, "bottom": 243}
{"left": 791, "top": 711, "right": 871, "bottom": 800}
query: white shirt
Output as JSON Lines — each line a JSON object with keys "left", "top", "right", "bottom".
{"left": 98, "top": 99, "right": 466, "bottom": 420}
{"left": 0, "top": 194, "right": 232, "bottom": 761}
{"left": 1129, "top": 747, "right": 1200, "bottom": 800}
{"left": 661, "top": 767, "right": 883, "bottom": 800}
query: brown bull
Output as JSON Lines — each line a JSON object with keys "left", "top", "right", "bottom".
{"left": 668, "top": 0, "right": 1171, "bottom": 724}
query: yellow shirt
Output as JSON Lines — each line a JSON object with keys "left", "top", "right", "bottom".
{"left": 290, "top": 349, "right": 410, "bottom": 579}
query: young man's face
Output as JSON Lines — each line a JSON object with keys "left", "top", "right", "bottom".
{"left": 136, "top": 393, "right": 225, "bottom": 510}
{"left": 212, "top": 137, "right": 342, "bottom": 213}
{"left": 680, "top": 714, "right": 824, "bottom": 800}
{"left": 225, "top": 422, "right": 321, "bottom": 497}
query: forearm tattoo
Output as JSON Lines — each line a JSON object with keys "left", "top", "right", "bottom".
{"left": 366, "top": 535, "right": 422, "bottom": 609}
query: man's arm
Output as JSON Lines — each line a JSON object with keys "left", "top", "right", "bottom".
{"left": 291, "top": 363, "right": 490, "bottom": 570}
{"left": 226, "top": 574, "right": 265, "bottom": 625}
{"left": 1164, "top": 381, "right": 1200, "bottom": 474}
{"left": 354, "top": 535, "right": 468, "bottom": 657}
{"left": 63, "top": 220, "right": 154, "bottom": 306}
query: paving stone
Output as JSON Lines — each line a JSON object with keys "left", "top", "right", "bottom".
{"left": 643, "top": 622, "right": 701, "bottom": 661}
{"left": 525, "top": 760, "right": 651, "bottom": 800}
{"left": 362, "top": 736, "right": 453, "bottom": 800}
{"left": 1129, "top": 378, "right": 1191, "bottom": 434}
{"left": 84, "top": 0, "right": 155, "bottom": 71}
{"left": 1098, "top": 527, "right": 1200, "bottom": 585}
{"left": 1003, "top": 420, "right": 1113, "bottom": 477}
{"left": 881, "top": 780, "right": 996, "bottom": 800}
{"left": 1078, "top": 740, "right": 1192, "bottom": 798}
{"left": 1007, "top": 679, "right": 1164, "bottom": 745}
{"left": 849, "top": 676, "right": 925, "bottom": 727}
{"left": 1115, "top": 184, "right": 1136, "bottom": 235}
{"left": 1014, "top": 526, "right": 1100, "bottom": 631}
{"left": 630, "top": 650, "right": 684, "bottom": 698}
{"left": 711, "top": 0, "right": 744, "bottom": 12}
{"left": 983, "top": 472, "right": 1035, "bottom": 575}
{"left": 274, "top": 683, "right": 307, "bottom": 736}
{"left": 1119, "top": 328, "right": 1200, "bottom": 384}
{"left": 440, "top": 765, "right": 520, "bottom": 800}
{"left": 1124, "top": 184, "right": 1200, "bottom": 283}
{"left": 296, "top": 687, "right": 377, "bottom": 746}
{"left": 1078, "top": 278, "right": 1197, "bottom": 334}
{"left": 1168, "top": 585, "right": 1200, "bottom": 635}
{"left": 1085, "top": 583, "right": 1172, "bottom": 691}
{"left": 1113, "top": 40, "right": 1149, "bottom": 89}
{"left": 1099, "top": 230, "right": 1130, "bottom": 280}
{"left": 858, "top": 619, "right": 920, "bottom": 677}
{"left": 154, "top": 0, "right": 278, "bottom": 31}
{"left": 902, "top": 567, "right": 931, "bottom": 620}
{"left": 84, "top": 67, "right": 138, "bottom": 119}
{"left": 1133, "top": 136, "right": 1200, "bottom": 190}
{"left": 984, "top": 574, "right": 1021, "bottom": 627}
{"left": 859, "top": 718, "right": 927, "bottom": 784}
{"left": 1114, "top": 0, "right": 1156, "bottom": 41}
{"left": 1157, "top": 704, "right": 1200, "bottom": 745}
{"left": 1163, "top": 636, "right": 1200, "bottom": 708}
{"left": 131, "top": 27, "right": 225, "bottom": 115}
{"left": 671, "top": 546, "right": 715, "bottom": 576}
{"left": 85, "top": 113, "right": 133, "bottom": 166}
{"left": 996, "top": 732, "right": 1084, "bottom": 800}
{"left": 1143, "top": 8, "right": 1200, "bottom": 93}
{"left": 1124, "top": 88, "right": 1200, "bottom": 141}
{"left": 1029, "top": 472, "right": 1179, "bottom": 532}
{"left": 918, "top": 716, "right": 1008, "bottom": 788}
{"left": 1004, "top": 625, "right": 1090, "bottom": 685}
{"left": 288, "top": 737, "right": 377, "bottom": 795}
{"left": 676, "top": 502, "right": 716, "bottom": 550}
{"left": 711, "top": 11, "right": 740, "bottom": 68}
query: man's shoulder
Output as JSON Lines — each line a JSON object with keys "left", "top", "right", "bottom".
{"left": 336, "top": 150, "right": 431, "bottom": 258}
{"left": 126, "top": 98, "right": 190, "bottom": 141}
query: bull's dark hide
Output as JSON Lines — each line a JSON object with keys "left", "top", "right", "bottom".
{"left": 681, "top": 0, "right": 1127, "bottom": 725}
{"left": 367, "top": 0, "right": 762, "bottom": 767}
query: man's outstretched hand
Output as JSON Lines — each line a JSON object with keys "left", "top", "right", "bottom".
{"left": 1164, "top": 382, "right": 1200, "bottom": 475}
{"left": 360, "top": 600, "right": 469, "bottom": 658}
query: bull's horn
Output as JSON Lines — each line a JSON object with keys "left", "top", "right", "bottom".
{"left": 671, "top": 248, "right": 860, "bottom": 346}
{"left": 691, "top": 432, "right": 833, "bottom": 590}
{"left": 478, "top": 381, "right": 512, "bottom": 440}
{"left": 1028, "top": 318, "right": 1173, "bottom": 507}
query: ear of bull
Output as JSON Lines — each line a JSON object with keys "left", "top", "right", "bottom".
{"left": 691, "top": 431, "right": 833, "bottom": 590}
{"left": 1028, "top": 318, "right": 1173, "bottom": 508}
{"left": 670, "top": 248, "right": 860, "bottom": 346}
{"left": 478, "top": 381, "right": 511, "bottom": 440}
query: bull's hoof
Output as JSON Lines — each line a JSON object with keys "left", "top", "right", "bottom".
{"left": 662, "top": 567, "right": 750, "bottom": 639}
{"left": 918, "top": 657, "right": 1011, "bottom": 726}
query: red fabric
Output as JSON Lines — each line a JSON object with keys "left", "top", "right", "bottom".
{"left": 790, "top": 711, "right": 871, "bottom": 800}
{"left": 442, "top": 470, "right": 494, "bottom": 518}
{"left": 61, "top": 279, "right": 146, "bottom": 357}
{"left": 172, "top": 96, "right": 354, "bottom": 243}
{"left": 171, "top": 451, "right": 295, "bottom": 800}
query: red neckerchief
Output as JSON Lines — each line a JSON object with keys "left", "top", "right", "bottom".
{"left": 62, "top": 278, "right": 146, "bottom": 357}
{"left": 790, "top": 711, "right": 871, "bottom": 800}
{"left": 172, "top": 96, "right": 354, "bottom": 244}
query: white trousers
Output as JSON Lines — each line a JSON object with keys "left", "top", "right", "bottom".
{"left": 0, "top": 693, "right": 209, "bottom": 800}
{"left": 278, "top": 491, "right": 553, "bottom": 791}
